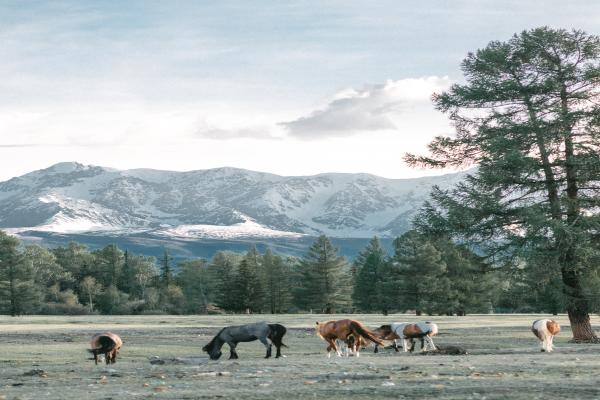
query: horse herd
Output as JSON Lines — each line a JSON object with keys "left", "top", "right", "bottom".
{"left": 88, "top": 318, "right": 562, "bottom": 365}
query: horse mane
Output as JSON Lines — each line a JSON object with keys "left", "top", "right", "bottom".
{"left": 203, "top": 327, "right": 226, "bottom": 352}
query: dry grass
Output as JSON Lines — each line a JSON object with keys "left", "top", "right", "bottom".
{"left": 1, "top": 314, "right": 600, "bottom": 399}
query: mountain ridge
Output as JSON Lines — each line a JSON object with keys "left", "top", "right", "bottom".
{"left": 0, "top": 162, "right": 467, "bottom": 239}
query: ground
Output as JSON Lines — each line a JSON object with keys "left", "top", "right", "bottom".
{"left": 1, "top": 314, "right": 599, "bottom": 399}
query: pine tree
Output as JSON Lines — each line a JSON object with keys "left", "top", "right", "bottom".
{"left": 119, "top": 250, "right": 136, "bottom": 294}
{"left": 432, "top": 238, "right": 498, "bottom": 315}
{"left": 93, "top": 244, "right": 124, "bottom": 288}
{"left": 352, "top": 237, "right": 388, "bottom": 313}
{"left": 262, "top": 248, "right": 292, "bottom": 313}
{"left": 161, "top": 249, "right": 172, "bottom": 288}
{"left": 0, "top": 231, "right": 42, "bottom": 315}
{"left": 393, "top": 231, "right": 450, "bottom": 315}
{"left": 296, "top": 235, "right": 351, "bottom": 313}
{"left": 406, "top": 28, "right": 600, "bottom": 341}
{"left": 177, "top": 258, "right": 211, "bottom": 313}
{"left": 210, "top": 251, "right": 241, "bottom": 311}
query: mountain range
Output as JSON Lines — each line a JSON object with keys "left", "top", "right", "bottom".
{"left": 0, "top": 162, "right": 465, "bottom": 257}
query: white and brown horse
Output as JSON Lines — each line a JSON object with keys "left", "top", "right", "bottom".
{"left": 532, "top": 319, "right": 560, "bottom": 352}
{"left": 316, "top": 319, "right": 383, "bottom": 358}
{"left": 89, "top": 332, "right": 123, "bottom": 365}
{"left": 391, "top": 321, "right": 438, "bottom": 352}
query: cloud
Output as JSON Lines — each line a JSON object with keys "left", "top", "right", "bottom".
{"left": 194, "top": 120, "right": 280, "bottom": 140}
{"left": 279, "top": 76, "right": 452, "bottom": 139}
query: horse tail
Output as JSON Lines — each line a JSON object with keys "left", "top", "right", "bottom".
{"left": 268, "top": 324, "right": 288, "bottom": 348}
{"left": 89, "top": 335, "right": 117, "bottom": 356}
{"left": 349, "top": 320, "right": 384, "bottom": 346}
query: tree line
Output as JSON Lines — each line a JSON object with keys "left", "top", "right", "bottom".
{"left": 1, "top": 229, "right": 550, "bottom": 316}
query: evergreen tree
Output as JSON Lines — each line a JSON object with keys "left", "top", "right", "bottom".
{"left": 352, "top": 237, "right": 388, "bottom": 313}
{"left": 177, "top": 258, "right": 211, "bottom": 313}
{"left": 161, "top": 249, "right": 172, "bottom": 288}
{"left": 231, "top": 259, "right": 264, "bottom": 313}
{"left": 119, "top": 250, "right": 136, "bottom": 294}
{"left": 93, "top": 244, "right": 124, "bottom": 287}
{"left": 406, "top": 27, "right": 600, "bottom": 340}
{"left": 393, "top": 231, "right": 450, "bottom": 315}
{"left": 210, "top": 251, "right": 241, "bottom": 311}
{"left": 0, "top": 231, "right": 42, "bottom": 315}
{"left": 296, "top": 235, "right": 351, "bottom": 313}
{"left": 432, "top": 238, "right": 497, "bottom": 315}
{"left": 262, "top": 249, "right": 292, "bottom": 313}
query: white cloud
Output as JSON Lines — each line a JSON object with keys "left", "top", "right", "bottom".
{"left": 280, "top": 76, "right": 452, "bottom": 139}
{"left": 194, "top": 120, "right": 279, "bottom": 140}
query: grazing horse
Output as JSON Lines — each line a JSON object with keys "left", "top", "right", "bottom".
{"left": 532, "top": 319, "right": 560, "bottom": 352}
{"left": 372, "top": 324, "right": 401, "bottom": 353}
{"left": 202, "top": 322, "right": 287, "bottom": 360}
{"left": 315, "top": 319, "right": 383, "bottom": 358}
{"left": 391, "top": 321, "right": 438, "bottom": 352}
{"left": 89, "top": 332, "right": 123, "bottom": 365}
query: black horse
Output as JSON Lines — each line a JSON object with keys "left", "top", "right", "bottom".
{"left": 202, "top": 322, "right": 287, "bottom": 360}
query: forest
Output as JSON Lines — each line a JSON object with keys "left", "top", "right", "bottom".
{"left": 0, "top": 229, "right": 570, "bottom": 316}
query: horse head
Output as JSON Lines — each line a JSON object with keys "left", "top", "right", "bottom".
{"left": 203, "top": 331, "right": 225, "bottom": 360}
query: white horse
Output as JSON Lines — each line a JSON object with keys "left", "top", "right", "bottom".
{"left": 391, "top": 321, "right": 438, "bottom": 352}
{"left": 532, "top": 319, "right": 560, "bottom": 352}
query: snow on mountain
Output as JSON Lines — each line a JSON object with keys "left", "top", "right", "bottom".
{"left": 0, "top": 162, "right": 467, "bottom": 238}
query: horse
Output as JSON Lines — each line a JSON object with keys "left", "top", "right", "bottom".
{"left": 315, "top": 319, "right": 383, "bottom": 358}
{"left": 340, "top": 326, "right": 400, "bottom": 355}
{"left": 532, "top": 319, "right": 560, "bottom": 352}
{"left": 372, "top": 324, "right": 401, "bottom": 353}
{"left": 202, "top": 322, "right": 287, "bottom": 360}
{"left": 88, "top": 332, "right": 123, "bottom": 365}
{"left": 390, "top": 321, "right": 439, "bottom": 352}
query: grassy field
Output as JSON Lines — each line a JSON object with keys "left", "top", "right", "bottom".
{"left": 1, "top": 314, "right": 600, "bottom": 399}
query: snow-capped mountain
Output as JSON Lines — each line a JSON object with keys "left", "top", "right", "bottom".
{"left": 0, "top": 162, "right": 466, "bottom": 239}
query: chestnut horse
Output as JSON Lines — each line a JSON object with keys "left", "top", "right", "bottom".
{"left": 89, "top": 332, "right": 123, "bottom": 365}
{"left": 316, "top": 319, "right": 383, "bottom": 358}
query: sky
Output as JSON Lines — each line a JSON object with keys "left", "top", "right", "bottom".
{"left": 1, "top": 0, "right": 600, "bottom": 181}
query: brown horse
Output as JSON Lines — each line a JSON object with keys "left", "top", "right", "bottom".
{"left": 89, "top": 332, "right": 123, "bottom": 365}
{"left": 316, "top": 319, "right": 383, "bottom": 358}
{"left": 345, "top": 325, "right": 403, "bottom": 354}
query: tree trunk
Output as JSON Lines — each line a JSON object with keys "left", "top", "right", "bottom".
{"left": 562, "top": 267, "right": 599, "bottom": 342}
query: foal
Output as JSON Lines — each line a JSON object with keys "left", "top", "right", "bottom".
{"left": 532, "top": 319, "right": 560, "bottom": 352}
{"left": 89, "top": 332, "right": 123, "bottom": 365}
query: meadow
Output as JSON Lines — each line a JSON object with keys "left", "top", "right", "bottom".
{"left": 1, "top": 314, "right": 599, "bottom": 399}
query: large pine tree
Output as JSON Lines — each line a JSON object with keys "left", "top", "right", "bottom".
{"left": 296, "top": 235, "right": 351, "bottom": 313}
{"left": 406, "top": 27, "right": 600, "bottom": 341}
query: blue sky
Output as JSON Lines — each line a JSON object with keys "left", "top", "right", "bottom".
{"left": 1, "top": 1, "right": 600, "bottom": 180}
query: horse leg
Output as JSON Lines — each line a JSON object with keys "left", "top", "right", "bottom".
{"left": 374, "top": 344, "right": 379, "bottom": 353}
{"left": 393, "top": 339, "right": 399, "bottom": 352}
{"left": 402, "top": 338, "right": 409, "bottom": 353}
{"left": 326, "top": 338, "right": 338, "bottom": 358}
{"left": 228, "top": 342, "right": 239, "bottom": 359}
{"left": 427, "top": 336, "right": 436, "bottom": 351}
{"left": 259, "top": 337, "right": 272, "bottom": 358}
{"left": 408, "top": 338, "right": 416, "bottom": 353}
{"left": 93, "top": 352, "right": 98, "bottom": 365}
{"left": 104, "top": 352, "right": 110, "bottom": 365}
